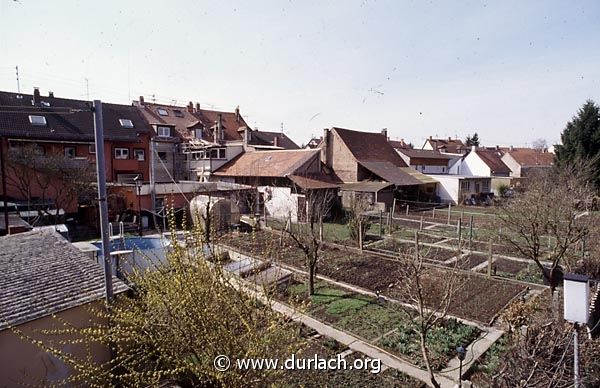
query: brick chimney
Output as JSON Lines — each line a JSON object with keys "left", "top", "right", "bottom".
{"left": 48, "top": 91, "right": 54, "bottom": 98}
{"left": 139, "top": 95, "right": 145, "bottom": 105}
{"left": 381, "top": 128, "right": 388, "bottom": 140}
{"left": 235, "top": 106, "right": 240, "bottom": 122}
{"left": 321, "top": 128, "right": 330, "bottom": 167}
{"left": 187, "top": 101, "right": 194, "bottom": 113}
{"left": 32, "top": 87, "right": 40, "bottom": 105}
{"left": 448, "top": 136, "right": 452, "bottom": 141}
{"left": 195, "top": 102, "right": 200, "bottom": 112}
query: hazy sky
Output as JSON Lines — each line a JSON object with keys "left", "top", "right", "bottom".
{"left": 1, "top": 0, "right": 599, "bottom": 147}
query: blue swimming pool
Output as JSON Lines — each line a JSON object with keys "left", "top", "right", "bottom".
{"left": 93, "top": 235, "right": 170, "bottom": 276}
{"left": 93, "top": 236, "right": 167, "bottom": 251}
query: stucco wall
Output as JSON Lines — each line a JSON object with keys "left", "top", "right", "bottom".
{"left": 260, "top": 186, "right": 301, "bottom": 222}
{"left": 0, "top": 301, "right": 111, "bottom": 387}
{"left": 457, "top": 152, "right": 491, "bottom": 176}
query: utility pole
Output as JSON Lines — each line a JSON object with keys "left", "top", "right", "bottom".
{"left": 0, "top": 137, "right": 9, "bottom": 234}
{"left": 92, "top": 100, "right": 113, "bottom": 303}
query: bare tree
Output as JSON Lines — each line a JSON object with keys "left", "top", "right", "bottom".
{"left": 5, "top": 144, "right": 95, "bottom": 224}
{"left": 283, "top": 188, "right": 335, "bottom": 296}
{"left": 531, "top": 138, "right": 548, "bottom": 151}
{"left": 398, "top": 232, "right": 462, "bottom": 388}
{"left": 498, "top": 163, "right": 597, "bottom": 292}
{"left": 346, "top": 194, "right": 372, "bottom": 249}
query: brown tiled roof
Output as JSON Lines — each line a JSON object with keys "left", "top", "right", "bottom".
{"left": 136, "top": 102, "right": 247, "bottom": 142}
{"left": 475, "top": 149, "right": 511, "bottom": 174}
{"left": 397, "top": 149, "right": 453, "bottom": 160}
{"left": 426, "top": 138, "right": 466, "bottom": 153}
{"left": 359, "top": 161, "right": 424, "bottom": 186}
{"left": 213, "top": 149, "right": 320, "bottom": 177}
{"left": 388, "top": 139, "right": 412, "bottom": 149}
{"left": 339, "top": 181, "right": 394, "bottom": 193}
{"left": 249, "top": 130, "right": 300, "bottom": 149}
{"left": 333, "top": 127, "right": 408, "bottom": 167}
{"left": 0, "top": 91, "right": 151, "bottom": 142}
{"left": 288, "top": 174, "right": 339, "bottom": 189}
{"left": 505, "top": 149, "right": 554, "bottom": 167}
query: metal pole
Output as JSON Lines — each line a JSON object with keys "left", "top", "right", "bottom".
{"left": 0, "top": 137, "right": 9, "bottom": 234}
{"left": 137, "top": 186, "right": 142, "bottom": 237}
{"left": 93, "top": 100, "right": 113, "bottom": 303}
{"left": 574, "top": 323, "right": 580, "bottom": 388}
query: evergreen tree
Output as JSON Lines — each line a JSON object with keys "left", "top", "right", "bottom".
{"left": 555, "top": 100, "right": 600, "bottom": 186}
{"left": 465, "top": 132, "right": 480, "bottom": 147}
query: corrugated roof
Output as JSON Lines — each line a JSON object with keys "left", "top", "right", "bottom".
{"left": 333, "top": 127, "right": 408, "bottom": 167}
{"left": 0, "top": 229, "right": 128, "bottom": 330}
{"left": 0, "top": 91, "right": 151, "bottom": 142}
{"left": 213, "top": 149, "right": 320, "bottom": 177}
{"left": 339, "top": 181, "right": 394, "bottom": 192}
{"left": 359, "top": 161, "right": 424, "bottom": 186}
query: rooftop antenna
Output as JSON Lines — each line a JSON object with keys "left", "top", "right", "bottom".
{"left": 15, "top": 66, "right": 20, "bottom": 93}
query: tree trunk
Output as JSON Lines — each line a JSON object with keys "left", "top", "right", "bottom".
{"left": 419, "top": 332, "right": 441, "bottom": 388}
{"left": 308, "top": 262, "right": 315, "bottom": 296}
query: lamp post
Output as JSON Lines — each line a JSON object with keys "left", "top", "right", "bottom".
{"left": 134, "top": 177, "right": 143, "bottom": 236}
{"left": 456, "top": 344, "right": 466, "bottom": 388}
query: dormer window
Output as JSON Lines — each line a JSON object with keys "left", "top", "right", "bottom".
{"left": 157, "top": 108, "right": 169, "bottom": 116}
{"left": 29, "top": 115, "right": 47, "bottom": 126}
{"left": 119, "top": 119, "right": 134, "bottom": 128}
{"left": 173, "top": 109, "right": 184, "bottom": 117}
{"left": 157, "top": 126, "right": 171, "bottom": 137}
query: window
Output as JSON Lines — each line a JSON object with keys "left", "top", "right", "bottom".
{"left": 157, "top": 151, "right": 168, "bottom": 161}
{"left": 115, "top": 148, "right": 129, "bottom": 159}
{"left": 460, "top": 180, "right": 470, "bottom": 191}
{"left": 442, "top": 167, "right": 445, "bottom": 173}
{"left": 29, "top": 115, "right": 47, "bottom": 126}
{"left": 157, "top": 108, "right": 169, "bottom": 116}
{"left": 119, "top": 119, "right": 134, "bottom": 128}
{"left": 482, "top": 180, "right": 490, "bottom": 193}
{"left": 210, "top": 149, "right": 219, "bottom": 159}
{"left": 173, "top": 109, "right": 184, "bottom": 117}
{"left": 218, "top": 148, "right": 226, "bottom": 159}
{"left": 192, "top": 151, "right": 204, "bottom": 161}
{"left": 89, "top": 144, "right": 96, "bottom": 154}
{"left": 134, "top": 149, "right": 145, "bottom": 161}
{"left": 64, "top": 146, "right": 76, "bottom": 158}
{"left": 157, "top": 126, "right": 171, "bottom": 137}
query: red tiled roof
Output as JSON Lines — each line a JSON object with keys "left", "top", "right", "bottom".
{"left": 288, "top": 174, "right": 339, "bottom": 189}
{"left": 505, "top": 149, "right": 554, "bottom": 167}
{"left": 333, "top": 127, "right": 408, "bottom": 167}
{"left": 249, "top": 130, "right": 299, "bottom": 149}
{"left": 397, "top": 149, "right": 453, "bottom": 160}
{"left": 196, "top": 108, "right": 246, "bottom": 141}
{"left": 475, "top": 149, "right": 511, "bottom": 174}
{"left": 426, "top": 138, "right": 466, "bottom": 153}
{"left": 213, "top": 149, "right": 320, "bottom": 177}
{"left": 388, "top": 139, "right": 412, "bottom": 149}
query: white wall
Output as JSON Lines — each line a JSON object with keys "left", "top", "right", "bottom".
{"left": 412, "top": 164, "right": 447, "bottom": 174}
{"left": 501, "top": 154, "right": 521, "bottom": 177}
{"left": 458, "top": 152, "right": 491, "bottom": 177}
{"left": 259, "top": 186, "right": 300, "bottom": 222}
{"left": 429, "top": 175, "right": 460, "bottom": 204}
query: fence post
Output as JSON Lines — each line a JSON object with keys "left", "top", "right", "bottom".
{"left": 469, "top": 215, "right": 474, "bottom": 250}
{"left": 391, "top": 198, "right": 397, "bottom": 218}
{"left": 358, "top": 219, "right": 363, "bottom": 252}
{"left": 420, "top": 215, "right": 423, "bottom": 231}
{"left": 457, "top": 218, "right": 462, "bottom": 248}
{"left": 447, "top": 203, "right": 451, "bottom": 225}
{"left": 432, "top": 207, "right": 436, "bottom": 218}
{"left": 379, "top": 210, "right": 383, "bottom": 237}
{"left": 487, "top": 240, "right": 493, "bottom": 277}
{"left": 406, "top": 204, "right": 409, "bottom": 216}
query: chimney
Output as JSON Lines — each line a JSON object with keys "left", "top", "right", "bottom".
{"left": 448, "top": 137, "right": 452, "bottom": 141}
{"left": 139, "top": 95, "right": 145, "bottom": 105}
{"left": 321, "top": 128, "right": 330, "bottom": 167}
{"left": 187, "top": 101, "right": 194, "bottom": 113}
{"left": 235, "top": 105, "right": 240, "bottom": 122}
{"left": 48, "top": 91, "right": 54, "bottom": 98}
{"left": 273, "top": 136, "right": 279, "bottom": 147}
{"left": 195, "top": 102, "right": 200, "bottom": 112}
{"left": 214, "top": 114, "right": 224, "bottom": 143}
{"left": 429, "top": 135, "right": 433, "bottom": 140}
{"left": 33, "top": 87, "right": 40, "bottom": 105}
{"left": 381, "top": 128, "right": 388, "bottom": 140}
{"left": 243, "top": 127, "right": 251, "bottom": 147}
{"left": 471, "top": 145, "right": 477, "bottom": 152}
{"left": 510, "top": 145, "right": 514, "bottom": 151}
{"left": 496, "top": 145, "right": 500, "bottom": 151}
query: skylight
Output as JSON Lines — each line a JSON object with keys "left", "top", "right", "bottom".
{"left": 29, "top": 115, "right": 47, "bottom": 126}
{"left": 119, "top": 119, "right": 134, "bottom": 128}
{"left": 157, "top": 108, "right": 169, "bottom": 116}
{"left": 173, "top": 109, "right": 184, "bottom": 117}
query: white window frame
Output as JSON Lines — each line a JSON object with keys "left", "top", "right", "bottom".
{"left": 29, "top": 115, "right": 47, "bottom": 126}
{"left": 157, "top": 126, "right": 171, "bottom": 137}
{"left": 134, "top": 149, "right": 145, "bottom": 161}
{"left": 115, "top": 148, "right": 129, "bottom": 160}
{"left": 88, "top": 144, "right": 96, "bottom": 154}
{"left": 119, "top": 119, "right": 134, "bottom": 128}
{"left": 157, "top": 108, "right": 169, "bottom": 116}
{"left": 460, "top": 180, "right": 470, "bottom": 191}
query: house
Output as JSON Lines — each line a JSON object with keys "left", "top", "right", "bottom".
{"left": 0, "top": 89, "right": 152, "bottom": 225}
{"left": 304, "top": 137, "right": 322, "bottom": 149}
{"left": 212, "top": 149, "right": 338, "bottom": 221}
{"left": 320, "top": 127, "right": 437, "bottom": 208}
{"left": 450, "top": 147, "right": 511, "bottom": 177}
{"left": 396, "top": 149, "right": 453, "bottom": 174}
{"left": 388, "top": 138, "right": 412, "bottom": 150}
{"left": 244, "top": 129, "right": 300, "bottom": 151}
{"left": 422, "top": 136, "right": 467, "bottom": 154}
{"left": 0, "top": 229, "right": 128, "bottom": 386}
{"left": 500, "top": 147, "right": 554, "bottom": 177}
{"left": 428, "top": 174, "right": 493, "bottom": 205}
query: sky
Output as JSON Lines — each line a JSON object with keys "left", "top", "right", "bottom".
{"left": 1, "top": 0, "right": 599, "bottom": 148}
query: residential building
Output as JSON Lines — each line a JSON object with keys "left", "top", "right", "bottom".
{"left": 422, "top": 136, "right": 468, "bottom": 154}
{"left": 428, "top": 174, "right": 493, "bottom": 205}
{"left": 244, "top": 128, "right": 300, "bottom": 151}
{"left": 396, "top": 149, "right": 453, "bottom": 174}
{"left": 500, "top": 147, "right": 554, "bottom": 177}
{"left": 320, "top": 127, "right": 437, "bottom": 207}
{"left": 213, "top": 149, "right": 337, "bottom": 221}
{"left": 304, "top": 137, "right": 322, "bottom": 149}
{"left": 0, "top": 229, "right": 127, "bottom": 385}
{"left": 450, "top": 147, "right": 511, "bottom": 177}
